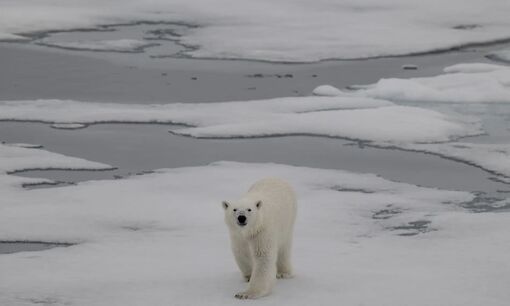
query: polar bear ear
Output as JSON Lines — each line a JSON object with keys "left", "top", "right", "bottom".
{"left": 255, "top": 201, "right": 262, "bottom": 209}
{"left": 222, "top": 201, "right": 230, "bottom": 210}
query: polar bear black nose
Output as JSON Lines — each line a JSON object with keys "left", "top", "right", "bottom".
{"left": 237, "top": 215, "right": 247, "bottom": 224}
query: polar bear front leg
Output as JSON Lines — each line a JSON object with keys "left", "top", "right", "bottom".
{"left": 231, "top": 238, "right": 252, "bottom": 282}
{"left": 235, "top": 238, "right": 277, "bottom": 299}
{"left": 277, "top": 241, "right": 294, "bottom": 279}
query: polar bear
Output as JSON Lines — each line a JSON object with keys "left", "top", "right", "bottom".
{"left": 222, "top": 177, "right": 297, "bottom": 299}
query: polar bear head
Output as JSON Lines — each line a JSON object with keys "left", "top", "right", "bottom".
{"left": 222, "top": 199, "right": 263, "bottom": 234}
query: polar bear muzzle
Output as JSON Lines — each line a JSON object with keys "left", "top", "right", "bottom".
{"left": 237, "top": 215, "right": 247, "bottom": 226}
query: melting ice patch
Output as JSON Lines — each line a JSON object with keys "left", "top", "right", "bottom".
{"left": 1, "top": 160, "right": 509, "bottom": 305}
{"left": 0, "top": 97, "right": 481, "bottom": 143}
{"left": 487, "top": 48, "right": 510, "bottom": 63}
{"left": 0, "top": 142, "right": 113, "bottom": 190}
{"left": 1, "top": 0, "right": 510, "bottom": 61}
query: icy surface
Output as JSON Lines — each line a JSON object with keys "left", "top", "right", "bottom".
{"left": 2, "top": 158, "right": 510, "bottom": 306}
{"left": 353, "top": 62, "right": 510, "bottom": 103}
{"left": 0, "top": 98, "right": 480, "bottom": 143}
{"left": 50, "top": 123, "right": 88, "bottom": 130}
{"left": 313, "top": 63, "right": 510, "bottom": 179}
{"left": 0, "top": 143, "right": 113, "bottom": 189}
{"left": 312, "top": 85, "right": 344, "bottom": 97}
{"left": 37, "top": 39, "right": 155, "bottom": 53}
{"left": 1, "top": 0, "right": 510, "bottom": 61}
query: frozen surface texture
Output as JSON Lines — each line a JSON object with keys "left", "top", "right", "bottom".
{"left": 2, "top": 155, "right": 510, "bottom": 306}
{"left": 313, "top": 85, "right": 345, "bottom": 97}
{"left": 333, "top": 62, "right": 510, "bottom": 178}
{"left": 1, "top": 0, "right": 510, "bottom": 61}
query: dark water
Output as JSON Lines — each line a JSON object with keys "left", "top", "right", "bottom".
{"left": 0, "top": 241, "right": 73, "bottom": 254}
{"left": 1, "top": 37, "right": 508, "bottom": 104}
{"left": 1, "top": 122, "right": 508, "bottom": 199}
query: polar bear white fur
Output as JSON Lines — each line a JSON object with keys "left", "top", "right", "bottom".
{"left": 222, "top": 177, "right": 297, "bottom": 299}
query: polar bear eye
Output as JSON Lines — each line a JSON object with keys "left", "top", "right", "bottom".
{"left": 247, "top": 209, "right": 252, "bottom": 212}
{"left": 233, "top": 209, "right": 237, "bottom": 212}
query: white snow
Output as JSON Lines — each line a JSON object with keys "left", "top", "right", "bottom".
{"left": 487, "top": 48, "right": 510, "bottom": 63}
{"left": 312, "top": 85, "right": 344, "bottom": 97}
{"left": 50, "top": 123, "right": 88, "bottom": 130}
{"left": 0, "top": 98, "right": 481, "bottom": 143}
{"left": 1, "top": 0, "right": 510, "bottom": 61}
{"left": 37, "top": 39, "right": 155, "bottom": 53}
{"left": 354, "top": 63, "right": 510, "bottom": 103}
{"left": 1, "top": 158, "right": 509, "bottom": 306}
{"left": 443, "top": 63, "right": 509, "bottom": 73}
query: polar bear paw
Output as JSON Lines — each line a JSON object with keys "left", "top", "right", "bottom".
{"left": 235, "top": 291, "right": 263, "bottom": 299}
{"left": 277, "top": 272, "right": 293, "bottom": 279}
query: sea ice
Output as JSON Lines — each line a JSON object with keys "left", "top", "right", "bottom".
{"left": 331, "top": 62, "right": 510, "bottom": 179}
{"left": 312, "top": 85, "right": 344, "bottom": 97}
{"left": 0, "top": 158, "right": 509, "bottom": 306}
{"left": 1, "top": 0, "right": 510, "bottom": 62}
{"left": 50, "top": 123, "right": 88, "bottom": 130}
{"left": 0, "top": 142, "right": 113, "bottom": 190}
{"left": 0, "top": 98, "right": 480, "bottom": 143}
{"left": 353, "top": 63, "right": 510, "bottom": 103}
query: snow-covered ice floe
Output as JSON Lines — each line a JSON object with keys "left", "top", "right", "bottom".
{"left": 50, "top": 123, "right": 87, "bottom": 130}
{"left": 312, "top": 85, "right": 344, "bottom": 97}
{"left": 351, "top": 63, "right": 510, "bottom": 103}
{"left": 37, "top": 39, "right": 156, "bottom": 53}
{"left": 0, "top": 97, "right": 481, "bottom": 143}
{"left": 1, "top": 159, "right": 509, "bottom": 305}
{"left": 2, "top": 0, "right": 510, "bottom": 61}
{"left": 0, "top": 142, "right": 113, "bottom": 189}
